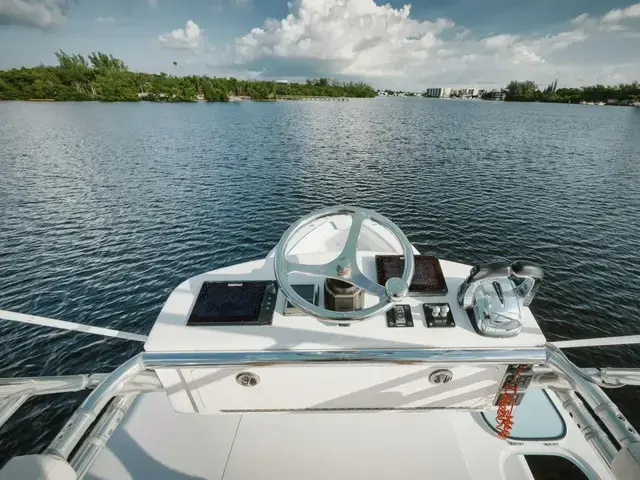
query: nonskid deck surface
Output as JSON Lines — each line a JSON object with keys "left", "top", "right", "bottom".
{"left": 85, "top": 389, "right": 610, "bottom": 480}
{"left": 87, "top": 392, "right": 472, "bottom": 480}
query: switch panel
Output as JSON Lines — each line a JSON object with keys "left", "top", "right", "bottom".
{"left": 386, "top": 304, "right": 413, "bottom": 327}
{"left": 423, "top": 303, "right": 455, "bottom": 328}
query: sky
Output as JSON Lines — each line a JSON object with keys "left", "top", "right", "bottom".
{"left": 0, "top": 0, "right": 639, "bottom": 90}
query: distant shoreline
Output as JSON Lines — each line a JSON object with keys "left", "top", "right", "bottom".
{"left": 0, "top": 96, "right": 355, "bottom": 103}
{"left": 0, "top": 51, "right": 377, "bottom": 103}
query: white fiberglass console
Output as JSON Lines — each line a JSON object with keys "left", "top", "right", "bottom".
{"left": 144, "top": 207, "right": 547, "bottom": 414}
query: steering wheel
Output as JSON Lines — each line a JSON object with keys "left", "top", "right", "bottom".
{"left": 274, "top": 206, "right": 415, "bottom": 322}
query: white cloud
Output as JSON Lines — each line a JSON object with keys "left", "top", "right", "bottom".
{"left": 227, "top": 0, "right": 455, "bottom": 79}
{"left": 602, "top": 3, "right": 640, "bottom": 23}
{"left": 483, "top": 34, "right": 519, "bottom": 49}
{"left": 157, "top": 20, "right": 204, "bottom": 51}
{"left": 571, "top": 13, "right": 590, "bottom": 25}
{"left": 94, "top": 16, "right": 114, "bottom": 23}
{"left": 0, "top": 0, "right": 68, "bottom": 29}
{"left": 215, "top": 0, "right": 640, "bottom": 89}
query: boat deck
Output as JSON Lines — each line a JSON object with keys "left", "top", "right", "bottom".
{"left": 86, "top": 389, "right": 611, "bottom": 480}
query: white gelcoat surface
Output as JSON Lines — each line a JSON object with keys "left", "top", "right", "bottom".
{"left": 187, "top": 364, "right": 502, "bottom": 412}
{"left": 143, "top": 218, "right": 545, "bottom": 413}
{"left": 85, "top": 390, "right": 615, "bottom": 480}
{"left": 144, "top": 253, "right": 546, "bottom": 353}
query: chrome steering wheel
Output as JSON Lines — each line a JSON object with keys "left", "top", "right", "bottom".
{"left": 274, "top": 206, "right": 415, "bottom": 322}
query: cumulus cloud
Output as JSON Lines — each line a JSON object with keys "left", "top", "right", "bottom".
{"left": 482, "top": 34, "right": 519, "bottom": 49}
{"left": 227, "top": 0, "right": 455, "bottom": 79}
{"left": 94, "top": 16, "right": 115, "bottom": 23}
{"left": 0, "top": 0, "right": 68, "bottom": 29}
{"left": 215, "top": 0, "right": 639, "bottom": 89}
{"left": 157, "top": 20, "right": 204, "bottom": 50}
{"left": 602, "top": 3, "right": 640, "bottom": 23}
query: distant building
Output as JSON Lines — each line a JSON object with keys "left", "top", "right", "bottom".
{"left": 424, "top": 87, "right": 452, "bottom": 98}
{"left": 455, "top": 88, "right": 480, "bottom": 98}
{"left": 485, "top": 90, "right": 506, "bottom": 100}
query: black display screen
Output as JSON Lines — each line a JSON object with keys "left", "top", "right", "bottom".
{"left": 376, "top": 255, "right": 448, "bottom": 295}
{"left": 283, "top": 284, "right": 318, "bottom": 315}
{"left": 187, "top": 282, "right": 267, "bottom": 325}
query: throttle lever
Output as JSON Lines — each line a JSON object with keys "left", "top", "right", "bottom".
{"left": 510, "top": 261, "right": 543, "bottom": 307}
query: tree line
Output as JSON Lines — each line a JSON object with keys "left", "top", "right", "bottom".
{"left": 0, "top": 51, "right": 377, "bottom": 102}
{"left": 504, "top": 79, "right": 640, "bottom": 105}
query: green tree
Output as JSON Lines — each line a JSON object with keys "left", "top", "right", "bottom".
{"left": 505, "top": 80, "right": 539, "bottom": 101}
{"left": 1, "top": 50, "right": 378, "bottom": 102}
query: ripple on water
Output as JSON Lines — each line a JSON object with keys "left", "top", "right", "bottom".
{"left": 1, "top": 99, "right": 640, "bottom": 464}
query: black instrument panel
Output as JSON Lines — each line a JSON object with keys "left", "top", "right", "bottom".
{"left": 187, "top": 281, "right": 278, "bottom": 326}
{"left": 283, "top": 284, "right": 319, "bottom": 315}
{"left": 375, "top": 255, "right": 448, "bottom": 295}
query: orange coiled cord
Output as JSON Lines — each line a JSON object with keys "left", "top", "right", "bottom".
{"left": 496, "top": 367, "right": 522, "bottom": 439}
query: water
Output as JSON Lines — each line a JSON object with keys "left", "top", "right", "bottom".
{"left": 1, "top": 99, "right": 639, "bottom": 464}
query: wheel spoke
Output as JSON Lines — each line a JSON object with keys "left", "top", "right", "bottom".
{"left": 285, "top": 259, "right": 331, "bottom": 277}
{"left": 347, "top": 269, "right": 387, "bottom": 300}
{"left": 340, "top": 212, "right": 365, "bottom": 259}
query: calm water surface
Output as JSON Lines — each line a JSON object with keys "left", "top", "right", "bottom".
{"left": 1, "top": 99, "right": 639, "bottom": 463}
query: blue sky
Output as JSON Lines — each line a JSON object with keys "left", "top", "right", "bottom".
{"left": 1, "top": 0, "right": 639, "bottom": 89}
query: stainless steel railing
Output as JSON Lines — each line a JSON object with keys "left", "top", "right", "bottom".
{"left": 1, "top": 344, "right": 639, "bottom": 478}
{"left": 43, "top": 346, "right": 546, "bottom": 460}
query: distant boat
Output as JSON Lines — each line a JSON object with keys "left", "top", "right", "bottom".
{"left": 228, "top": 95, "right": 243, "bottom": 102}
{"left": 596, "top": 102, "right": 606, "bottom": 106}
{"left": 632, "top": 101, "right": 640, "bottom": 107}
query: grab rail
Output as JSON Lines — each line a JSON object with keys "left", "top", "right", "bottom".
{"left": 0, "top": 372, "right": 162, "bottom": 431}
{"left": 1, "top": 344, "right": 639, "bottom": 478}
{"left": 43, "top": 346, "right": 546, "bottom": 460}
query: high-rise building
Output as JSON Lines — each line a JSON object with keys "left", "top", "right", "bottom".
{"left": 424, "top": 88, "right": 452, "bottom": 98}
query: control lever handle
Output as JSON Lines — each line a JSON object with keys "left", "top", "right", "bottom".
{"left": 467, "top": 262, "right": 510, "bottom": 282}
{"left": 510, "top": 261, "right": 544, "bottom": 280}
{"left": 457, "top": 262, "right": 509, "bottom": 307}
{"left": 457, "top": 261, "right": 544, "bottom": 308}
{"left": 510, "top": 260, "right": 543, "bottom": 307}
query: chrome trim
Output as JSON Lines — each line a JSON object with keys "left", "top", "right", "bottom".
{"left": 141, "top": 347, "right": 547, "bottom": 368}
{"left": 0, "top": 373, "right": 160, "bottom": 431}
{"left": 34, "top": 343, "right": 640, "bottom": 475}
{"left": 274, "top": 206, "right": 415, "bottom": 322}
{"left": 0, "top": 374, "right": 99, "bottom": 397}
{"left": 585, "top": 368, "right": 640, "bottom": 387}
{"left": 0, "top": 395, "right": 30, "bottom": 428}
{"left": 546, "top": 345, "right": 640, "bottom": 448}
{"left": 46, "top": 356, "right": 145, "bottom": 459}
{"left": 71, "top": 394, "right": 136, "bottom": 480}
{"left": 0, "top": 372, "right": 162, "bottom": 398}
{"left": 555, "top": 390, "right": 617, "bottom": 465}
{"left": 44, "top": 346, "right": 545, "bottom": 459}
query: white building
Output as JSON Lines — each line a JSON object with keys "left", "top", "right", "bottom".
{"left": 453, "top": 88, "right": 480, "bottom": 98}
{"left": 424, "top": 87, "right": 452, "bottom": 98}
